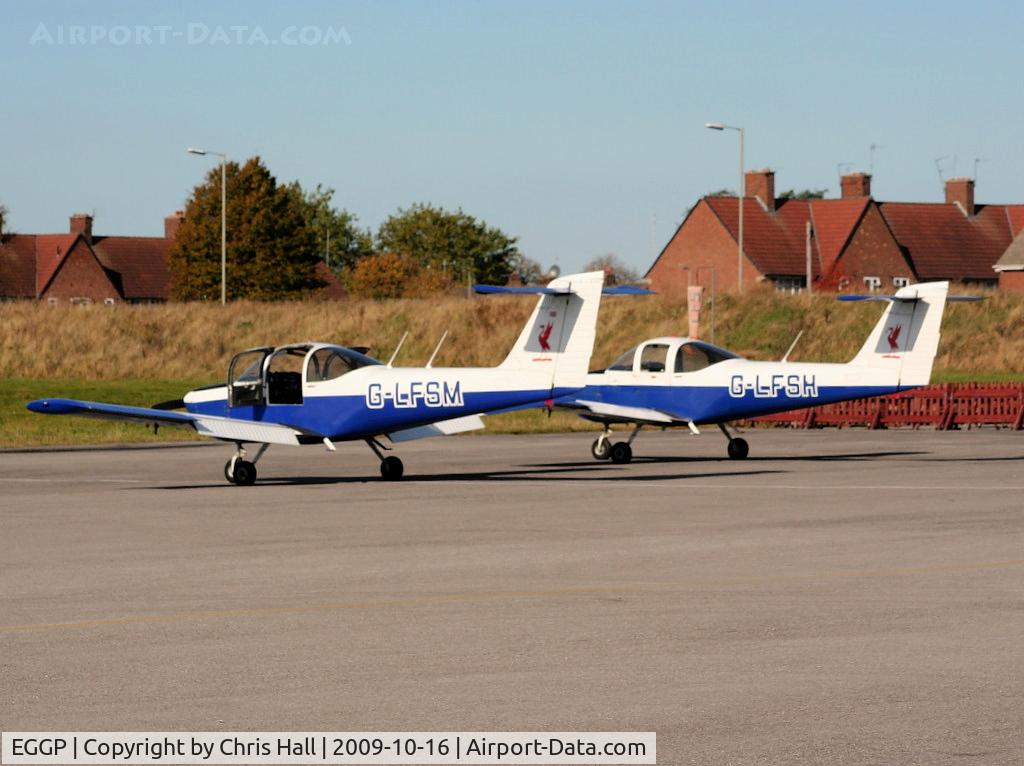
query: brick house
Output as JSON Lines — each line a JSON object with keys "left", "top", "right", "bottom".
{"left": 646, "top": 171, "right": 1024, "bottom": 294}
{"left": 0, "top": 212, "right": 182, "bottom": 303}
{"left": 993, "top": 230, "right": 1024, "bottom": 293}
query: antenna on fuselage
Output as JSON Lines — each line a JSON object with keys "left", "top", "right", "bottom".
{"left": 387, "top": 331, "right": 409, "bottom": 368}
{"left": 781, "top": 330, "right": 804, "bottom": 363}
{"left": 426, "top": 330, "right": 449, "bottom": 368}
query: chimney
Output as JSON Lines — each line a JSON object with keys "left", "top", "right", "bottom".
{"left": 745, "top": 169, "right": 776, "bottom": 212}
{"left": 945, "top": 177, "right": 975, "bottom": 217}
{"left": 841, "top": 172, "right": 872, "bottom": 199}
{"left": 69, "top": 213, "right": 93, "bottom": 244}
{"left": 164, "top": 210, "right": 185, "bottom": 240}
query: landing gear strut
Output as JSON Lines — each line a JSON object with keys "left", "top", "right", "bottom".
{"left": 224, "top": 443, "right": 270, "bottom": 486}
{"left": 591, "top": 429, "right": 612, "bottom": 460}
{"left": 718, "top": 423, "right": 749, "bottom": 460}
{"left": 366, "top": 438, "right": 404, "bottom": 481}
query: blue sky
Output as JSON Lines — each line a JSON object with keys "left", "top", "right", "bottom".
{"left": 3, "top": 0, "right": 1022, "bottom": 273}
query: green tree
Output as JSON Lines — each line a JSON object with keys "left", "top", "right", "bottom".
{"left": 376, "top": 203, "right": 518, "bottom": 286}
{"left": 289, "top": 183, "right": 373, "bottom": 272}
{"left": 0, "top": 204, "right": 8, "bottom": 242}
{"left": 169, "top": 157, "right": 324, "bottom": 300}
{"left": 778, "top": 188, "right": 827, "bottom": 200}
{"left": 583, "top": 254, "right": 640, "bottom": 286}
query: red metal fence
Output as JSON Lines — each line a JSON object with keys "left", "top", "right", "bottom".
{"left": 750, "top": 383, "right": 1024, "bottom": 430}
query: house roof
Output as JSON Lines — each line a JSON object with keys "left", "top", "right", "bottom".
{"left": 877, "top": 203, "right": 1023, "bottom": 280}
{"left": 0, "top": 232, "right": 172, "bottom": 300}
{"left": 0, "top": 235, "right": 38, "bottom": 297}
{"left": 33, "top": 234, "right": 80, "bottom": 295}
{"left": 705, "top": 197, "right": 818, "bottom": 277}
{"left": 703, "top": 196, "right": 870, "bottom": 279}
{"left": 92, "top": 236, "right": 171, "bottom": 299}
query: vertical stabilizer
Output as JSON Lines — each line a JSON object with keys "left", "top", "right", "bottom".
{"left": 499, "top": 270, "right": 605, "bottom": 389}
{"left": 849, "top": 281, "right": 950, "bottom": 387}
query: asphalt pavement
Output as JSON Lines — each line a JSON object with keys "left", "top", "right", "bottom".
{"left": 2, "top": 429, "right": 1023, "bottom": 765}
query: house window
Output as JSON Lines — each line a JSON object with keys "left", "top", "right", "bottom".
{"left": 772, "top": 276, "right": 806, "bottom": 293}
{"left": 103, "top": 297, "right": 116, "bottom": 306}
{"left": 47, "top": 297, "right": 59, "bottom": 305}
{"left": 70, "top": 297, "right": 94, "bottom": 305}
{"left": 863, "top": 276, "right": 882, "bottom": 292}
{"left": 893, "top": 277, "right": 911, "bottom": 288}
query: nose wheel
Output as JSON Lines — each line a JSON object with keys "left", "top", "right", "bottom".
{"left": 718, "top": 423, "right": 750, "bottom": 459}
{"left": 380, "top": 455, "right": 404, "bottom": 481}
{"left": 367, "top": 438, "right": 405, "bottom": 481}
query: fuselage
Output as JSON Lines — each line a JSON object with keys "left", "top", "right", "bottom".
{"left": 562, "top": 337, "right": 907, "bottom": 425}
{"left": 184, "top": 342, "right": 572, "bottom": 441}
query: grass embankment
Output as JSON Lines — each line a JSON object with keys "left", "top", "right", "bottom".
{"left": 1, "top": 287, "right": 1021, "bottom": 447}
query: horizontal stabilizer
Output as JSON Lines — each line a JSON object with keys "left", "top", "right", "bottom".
{"left": 475, "top": 284, "right": 654, "bottom": 296}
{"left": 387, "top": 414, "right": 485, "bottom": 443}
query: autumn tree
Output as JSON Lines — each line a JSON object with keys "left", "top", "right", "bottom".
{"left": 0, "top": 204, "right": 9, "bottom": 242}
{"left": 376, "top": 203, "right": 518, "bottom": 286}
{"left": 169, "top": 157, "right": 324, "bottom": 300}
{"left": 345, "top": 252, "right": 453, "bottom": 300}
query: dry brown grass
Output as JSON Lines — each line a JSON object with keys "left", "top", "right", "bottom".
{"left": 1, "top": 286, "right": 1022, "bottom": 381}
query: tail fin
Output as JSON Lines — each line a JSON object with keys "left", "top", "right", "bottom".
{"left": 848, "top": 281, "right": 950, "bottom": 387}
{"left": 498, "top": 270, "right": 605, "bottom": 389}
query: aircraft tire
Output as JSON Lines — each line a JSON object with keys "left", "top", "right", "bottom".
{"left": 591, "top": 438, "right": 611, "bottom": 460}
{"left": 610, "top": 442, "right": 632, "bottom": 464}
{"left": 224, "top": 460, "right": 237, "bottom": 484}
{"left": 232, "top": 460, "right": 258, "bottom": 485}
{"left": 727, "top": 438, "right": 749, "bottom": 460}
{"left": 380, "top": 455, "right": 404, "bottom": 481}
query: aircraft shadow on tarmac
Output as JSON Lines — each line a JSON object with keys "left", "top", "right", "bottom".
{"left": 146, "top": 464, "right": 786, "bottom": 489}
{"left": 526, "top": 449, "right": 928, "bottom": 469}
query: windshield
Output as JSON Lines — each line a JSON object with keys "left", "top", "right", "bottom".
{"left": 607, "top": 346, "right": 638, "bottom": 372}
{"left": 307, "top": 347, "right": 380, "bottom": 382}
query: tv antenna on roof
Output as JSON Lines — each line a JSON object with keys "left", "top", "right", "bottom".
{"left": 837, "top": 162, "right": 854, "bottom": 183}
{"left": 973, "top": 157, "right": 988, "bottom": 182}
{"left": 869, "top": 144, "right": 883, "bottom": 174}
{"left": 934, "top": 156, "right": 950, "bottom": 187}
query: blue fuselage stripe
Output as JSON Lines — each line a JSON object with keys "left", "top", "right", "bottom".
{"left": 186, "top": 388, "right": 570, "bottom": 440}
{"left": 560, "top": 384, "right": 903, "bottom": 423}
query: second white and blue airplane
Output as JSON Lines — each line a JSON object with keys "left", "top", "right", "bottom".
{"left": 28, "top": 271, "right": 610, "bottom": 484}
{"left": 553, "top": 281, "right": 956, "bottom": 464}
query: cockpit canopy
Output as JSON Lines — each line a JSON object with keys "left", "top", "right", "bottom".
{"left": 227, "top": 343, "right": 381, "bottom": 407}
{"left": 605, "top": 339, "right": 740, "bottom": 375}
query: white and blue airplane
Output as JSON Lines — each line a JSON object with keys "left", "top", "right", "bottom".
{"left": 554, "top": 281, "right": 956, "bottom": 464}
{"left": 27, "top": 271, "right": 611, "bottom": 484}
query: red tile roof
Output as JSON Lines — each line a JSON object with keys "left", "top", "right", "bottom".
{"left": 878, "top": 203, "right": 1018, "bottom": 280}
{"left": 705, "top": 197, "right": 820, "bottom": 277}
{"left": 92, "top": 236, "right": 171, "bottom": 300}
{"left": 0, "top": 235, "right": 38, "bottom": 297}
{"left": 0, "top": 231, "right": 172, "bottom": 300}
{"left": 33, "top": 234, "right": 79, "bottom": 294}
{"left": 810, "top": 198, "right": 870, "bottom": 275}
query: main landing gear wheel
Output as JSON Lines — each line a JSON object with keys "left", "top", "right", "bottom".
{"left": 727, "top": 437, "right": 749, "bottom": 460}
{"left": 224, "top": 460, "right": 236, "bottom": 484}
{"left": 591, "top": 438, "right": 611, "bottom": 460}
{"left": 232, "top": 460, "right": 258, "bottom": 485}
{"left": 610, "top": 442, "right": 633, "bottom": 464}
{"left": 380, "top": 455, "right": 404, "bottom": 481}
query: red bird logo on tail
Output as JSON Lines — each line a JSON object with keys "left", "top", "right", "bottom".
{"left": 538, "top": 322, "right": 554, "bottom": 352}
{"left": 887, "top": 324, "right": 902, "bottom": 351}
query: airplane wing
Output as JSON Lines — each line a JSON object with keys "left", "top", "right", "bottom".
{"left": 567, "top": 399, "right": 679, "bottom": 425}
{"left": 26, "top": 398, "right": 306, "bottom": 446}
{"left": 387, "top": 414, "right": 485, "bottom": 443}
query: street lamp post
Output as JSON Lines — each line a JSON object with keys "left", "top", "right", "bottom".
{"left": 187, "top": 147, "right": 228, "bottom": 304}
{"left": 705, "top": 123, "right": 745, "bottom": 292}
